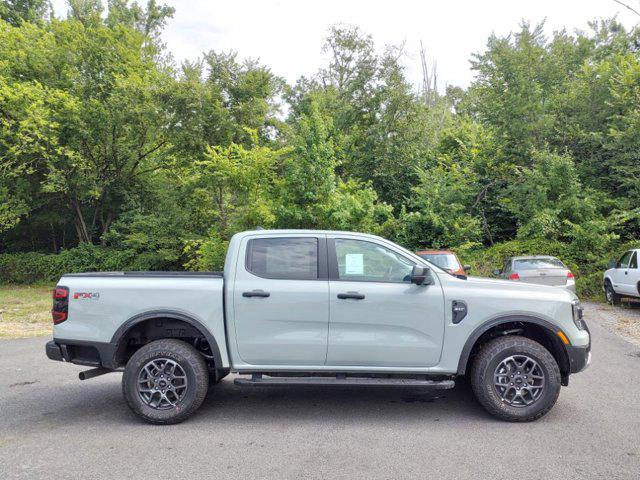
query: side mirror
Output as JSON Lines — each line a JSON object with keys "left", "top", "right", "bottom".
{"left": 463, "top": 265, "right": 471, "bottom": 273}
{"left": 411, "top": 265, "right": 432, "bottom": 285}
{"left": 492, "top": 269, "right": 501, "bottom": 276}
{"left": 607, "top": 260, "right": 617, "bottom": 269}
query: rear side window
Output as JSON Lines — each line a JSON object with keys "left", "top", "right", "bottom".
{"left": 630, "top": 252, "right": 638, "bottom": 269}
{"left": 246, "top": 237, "right": 318, "bottom": 280}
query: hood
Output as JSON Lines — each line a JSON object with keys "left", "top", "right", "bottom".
{"left": 440, "top": 273, "right": 579, "bottom": 301}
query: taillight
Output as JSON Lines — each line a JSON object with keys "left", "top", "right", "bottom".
{"left": 52, "top": 286, "right": 69, "bottom": 324}
{"left": 53, "top": 287, "right": 68, "bottom": 299}
{"left": 567, "top": 271, "right": 575, "bottom": 279}
{"left": 508, "top": 272, "right": 520, "bottom": 280}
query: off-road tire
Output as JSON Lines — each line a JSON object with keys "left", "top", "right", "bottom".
{"left": 604, "top": 280, "right": 621, "bottom": 306}
{"left": 470, "top": 335, "right": 561, "bottom": 422}
{"left": 122, "top": 339, "right": 209, "bottom": 424}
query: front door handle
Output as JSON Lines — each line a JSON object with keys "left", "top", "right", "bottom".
{"left": 242, "top": 289, "right": 270, "bottom": 298}
{"left": 337, "top": 291, "right": 365, "bottom": 300}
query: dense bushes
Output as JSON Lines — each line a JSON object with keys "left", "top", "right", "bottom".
{"left": 3, "top": 237, "right": 636, "bottom": 300}
{"left": 460, "top": 239, "right": 639, "bottom": 299}
{"left": 0, "top": 245, "right": 138, "bottom": 284}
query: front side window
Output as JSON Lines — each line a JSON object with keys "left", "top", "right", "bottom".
{"left": 246, "top": 237, "right": 318, "bottom": 280}
{"left": 619, "top": 251, "right": 633, "bottom": 269}
{"left": 334, "top": 239, "right": 414, "bottom": 283}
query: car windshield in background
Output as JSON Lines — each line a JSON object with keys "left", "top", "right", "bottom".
{"left": 514, "top": 258, "right": 565, "bottom": 270}
{"left": 419, "top": 254, "right": 460, "bottom": 270}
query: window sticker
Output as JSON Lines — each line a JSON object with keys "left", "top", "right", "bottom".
{"left": 345, "top": 253, "right": 364, "bottom": 275}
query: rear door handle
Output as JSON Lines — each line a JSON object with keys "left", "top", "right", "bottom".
{"left": 337, "top": 291, "right": 365, "bottom": 300}
{"left": 242, "top": 289, "right": 270, "bottom": 298}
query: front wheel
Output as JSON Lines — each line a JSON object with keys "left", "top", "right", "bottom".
{"left": 122, "top": 339, "right": 209, "bottom": 424}
{"left": 470, "top": 336, "right": 561, "bottom": 422}
{"left": 605, "top": 281, "right": 621, "bottom": 306}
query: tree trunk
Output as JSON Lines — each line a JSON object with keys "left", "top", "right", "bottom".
{"left": 71, "top": 199, "right": 91, "bottom": 244}
{"left": 100, "top": 211, "right": 113, "bottom": 245}
{"left": 50, "top": 222, "right": 57, "bottom": 253}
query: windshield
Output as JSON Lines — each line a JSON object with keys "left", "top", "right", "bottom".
{"left": 514, "top": 258, "right": 565, "bottom": 270}
{"left": 418, "top": 253, "right": 460, "bottom": 271}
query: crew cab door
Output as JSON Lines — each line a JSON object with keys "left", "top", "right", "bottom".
{"left": 326, "top": 236, "right": 445, "bottom": 368}
{"left": 232, "top": 234, "right": 329, "bottom": 366}
{"left": 619, "top": 251, "right": 639, "bottom": 296}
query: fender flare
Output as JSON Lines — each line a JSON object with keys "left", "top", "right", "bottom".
{"left": 109, "top": 310, "right": 223, "bottom": 370}
{"left": 456, "top": 314, "right": 569, "bottom": 376}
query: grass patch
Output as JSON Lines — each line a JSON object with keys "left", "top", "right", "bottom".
{"left": 0, "top": 284, "right": 54, "bottom": 339}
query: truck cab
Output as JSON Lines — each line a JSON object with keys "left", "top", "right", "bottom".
{"left": 604, "top": 248, "right": 640, "bottom": 304}
{"left": 46, "top": 230, "right": 591, "bottom": 424}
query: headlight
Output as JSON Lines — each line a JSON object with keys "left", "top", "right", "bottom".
{"left": 572, "top": 300, "right": 586, "bottom": 330}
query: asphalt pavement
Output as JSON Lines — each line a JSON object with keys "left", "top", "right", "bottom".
{"left": 1, "top": 302, "right": 639, "bottom": 479}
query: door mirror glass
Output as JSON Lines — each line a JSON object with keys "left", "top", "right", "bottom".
{"left": 410, "top": 265, "right": 431, "bottom": 285}
{"left": 463, "top": 265, "right": 472, "bottom": 273}
{"left": 492, "top": 269, "right": 501, "bottom": 276}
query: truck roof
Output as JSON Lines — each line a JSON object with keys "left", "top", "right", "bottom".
{"left": 234, "top": 229, "right": 388, "bottom": 241}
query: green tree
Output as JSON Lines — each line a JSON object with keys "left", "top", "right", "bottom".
{"left": 0, "top": 0, "right": 50, "bottom": 26}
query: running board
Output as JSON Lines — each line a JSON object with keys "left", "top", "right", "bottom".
{"left": 234, "top": 374, "right": 455, "bottom": 389}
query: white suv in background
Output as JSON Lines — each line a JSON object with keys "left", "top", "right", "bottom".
{"left": 603, "top": 249, "right": 640, "bottom": 305}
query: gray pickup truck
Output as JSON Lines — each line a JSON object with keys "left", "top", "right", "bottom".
{"left": 46, "top": 229, "right": 590, "bottom": 424}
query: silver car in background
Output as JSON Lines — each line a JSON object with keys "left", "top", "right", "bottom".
{"left": 495, "top": 256, "right": 576, "bottom": 292}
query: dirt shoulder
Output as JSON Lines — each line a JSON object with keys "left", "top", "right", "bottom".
{"left": 583, "top": 300, "right": 640, "bottom": 347}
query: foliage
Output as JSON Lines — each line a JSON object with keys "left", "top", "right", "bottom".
{"left": 1, "top": 4, "right": 639, "bottom": 297}
{"left": 0, "top": 244, "right": 136, "bottom": 284}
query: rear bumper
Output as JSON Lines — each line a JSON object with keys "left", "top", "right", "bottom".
{"left": 45, "top": 339, "right": 115, "bottom": 368}
{"left": 46, "top": 340, "right": 64, "bottom": 362}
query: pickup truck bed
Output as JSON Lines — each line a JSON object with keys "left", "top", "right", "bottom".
{"left": 50, "top": 272, "right": 229, "bottom": 377}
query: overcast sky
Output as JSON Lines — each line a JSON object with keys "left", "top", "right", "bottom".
{"left": 51, "top": 0, "right": 640, "bottom": 90}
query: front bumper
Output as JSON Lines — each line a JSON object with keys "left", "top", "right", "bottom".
{"left": 566, "top": 321, "right": 591, "bottom": 373}
{"left": 566, "top": 344, "right": 591, "bottom": 373}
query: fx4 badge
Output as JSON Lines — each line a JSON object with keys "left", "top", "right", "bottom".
{"left": 73, "top": 292, "right": 100, "bottom": 300}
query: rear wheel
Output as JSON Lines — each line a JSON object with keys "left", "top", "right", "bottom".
{"left": 470, "top": 336, "right": 561, "bottom": 422}
{"left": 605, "top": 281, "right": 621, "bottom": 306}
{"left": 122, "top": 339, "right": 209, "bottom": 424}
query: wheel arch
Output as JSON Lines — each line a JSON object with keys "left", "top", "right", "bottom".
{"left": 109, "top": 310, "right": 223, "bottom": 372}
{"left": 457, "top": 315, "right": 570, "bottom": 382}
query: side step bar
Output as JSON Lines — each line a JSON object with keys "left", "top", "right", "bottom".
{"left": 234, "top": 374, "right": 455, "bottom": 389}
